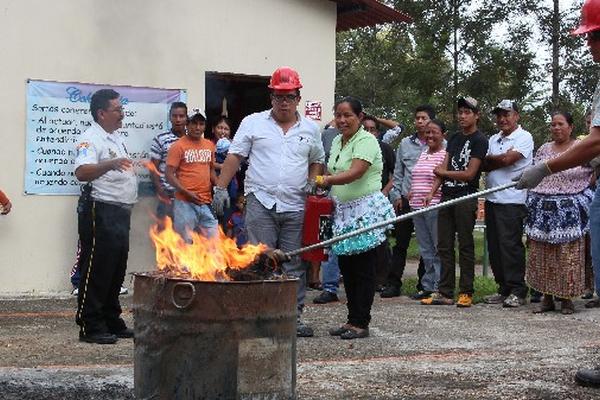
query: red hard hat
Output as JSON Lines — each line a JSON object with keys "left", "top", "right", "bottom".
{"left": 268, "top": 66, "right": 303, "bottom": 90}
{"left": 572, "top": 0, "right": 600, "bottom": 35}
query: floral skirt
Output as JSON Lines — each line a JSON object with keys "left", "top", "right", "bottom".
{"left": 525, "top": 189, "right": 593, "bottom": 244}
{"left": 331, "top": 191, "right": 395, "bottom": 256}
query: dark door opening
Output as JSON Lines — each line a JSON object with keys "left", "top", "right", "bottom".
{"left": 205, "top": 72, "right": 271, "bottom": 141}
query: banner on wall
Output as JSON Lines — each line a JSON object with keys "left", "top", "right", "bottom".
{"left": 25, "top": 79, "right": 187, "bottom": 195}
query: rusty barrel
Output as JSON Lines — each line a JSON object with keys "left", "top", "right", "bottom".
{"left": 132, "top": 272, "right": 298, "bottom": 400}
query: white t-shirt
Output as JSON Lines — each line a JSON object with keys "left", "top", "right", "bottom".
{"left": 74, "top": 122, "right": 138, "bottom": 204}
{"left": 485, "top": 125, "right": 533, "bottom": 204}
{"left": 229, "top": 110, "right": 325, "bottom": 212}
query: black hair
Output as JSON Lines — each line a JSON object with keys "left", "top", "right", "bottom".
{"left": 363, "top": 115, "right": 380, "bottom": 131}
{"left": 334, "top": 96, "right": 363, "bottom": 116}
{"left": 427, "top": 119, "right": 447, "bottom": 133}
{"left": 415, "top": 104, "right": 436, "bottom": 120}
{"left": 90, "top": 89, "right": 120, "bottom": 122}
{"left": 551, "top": 111, "right": 574, "bottom": 126}
{"left": 213, "top": 116, "right": 231, "bottom": 129}
{"left": 170, "top": 102, "right": 187, "bottom": 115}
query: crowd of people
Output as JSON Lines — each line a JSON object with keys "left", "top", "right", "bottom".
{"left": 0, "top": 0, "right": 593, "bottom": 388}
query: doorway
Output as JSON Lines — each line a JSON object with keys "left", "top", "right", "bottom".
{"left": 204, "top": 71, "right": 271, "bottom": 141}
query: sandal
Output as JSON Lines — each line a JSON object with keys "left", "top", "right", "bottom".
{"left": 533, "top": 295, "right": 555, "bottom": 314}
{"left": 340, "top": 327, "right": 369, "bottom": 340}
{"left": 561, "top": 299, "right": 575, "bottom": 315}
{"left": 329, "top": 324, "right": 352, "bottom": 336}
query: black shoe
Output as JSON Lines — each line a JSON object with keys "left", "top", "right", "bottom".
{"left": 411, "top": 290, "right": 432, "bottom": 300}
{"left": 582, "top": 291, "right": 594, "bottom": 300}
{"left": 380, "top": 286, "right": 401, "bottom": 298}
{"left": 297, "top": 322, "right": 314, "bottom": 337}
{"left": 585, "top": 298, "right": 600, "bottom": 308}
{"left": 340, "top": 327, "right": 369, "bottom": 340}
{"left": 329, "top": 325, "right": 351, "bottom": 336}
{"left": 313, "top": 291, "right": 339, "bottom": 304}
{"left": 530, "top": 292, "right": 542, "bottom": 303}
{"left": 575, "top": 365, "right": 600, "bottom": 387}
{"left": 79, "top": 332, "right": 118, "bottom": 344}
{"left": 112, "top": 327, "right": 134, "bottom": 339}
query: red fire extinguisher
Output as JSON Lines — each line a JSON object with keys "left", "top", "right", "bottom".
{"left": 301, "top": 195, "right": 334, "bottom": 262}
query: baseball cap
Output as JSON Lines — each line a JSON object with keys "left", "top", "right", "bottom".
{"left": 493, "top": 100, "right": 519, "bottom": 114}
{"left": 187, "top": 107, "right": 206, "bottom": 122}
{"left": 457, "top": 96, "right": 479, "bottom": 112}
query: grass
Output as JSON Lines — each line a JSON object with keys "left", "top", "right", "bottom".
{"left": 401, "top": 276, "right": 498, "bottom": 304}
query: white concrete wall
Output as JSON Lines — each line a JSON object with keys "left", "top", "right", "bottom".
{"left": 0, "top": 0, "right": 336, "bottom": 294}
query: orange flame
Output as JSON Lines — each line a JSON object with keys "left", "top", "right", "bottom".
{"left": 149, "top": 217, "right": 267, "bottom": 281}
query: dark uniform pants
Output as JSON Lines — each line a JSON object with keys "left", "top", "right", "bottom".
{"left": 76, "top": 200, "right": 131, "bottom": 336}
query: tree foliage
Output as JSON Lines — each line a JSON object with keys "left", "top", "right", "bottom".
{"left": 335, "top": 0, "right": 599, "bottom": 147}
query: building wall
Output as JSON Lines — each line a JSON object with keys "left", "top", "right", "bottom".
{"left": 0, "top": 0, "right": 336, "bottom": 294}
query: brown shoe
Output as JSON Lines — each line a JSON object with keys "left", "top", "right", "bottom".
{"left": 561, "top": 299, "right": 575, "bottom": 315}
{"left": 533, "top": 294, "right": 555, "bottom": 314}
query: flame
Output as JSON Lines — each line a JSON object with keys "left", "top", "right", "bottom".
{"left": 149, "top": 217, "right": 267, "bottom": 281}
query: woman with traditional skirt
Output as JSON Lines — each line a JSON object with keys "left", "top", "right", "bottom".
{"left": 315, "top": 97, "right": 394, "bottom": 339}
{"left": 526, "top": 111, "right": 594, "bottom": 314}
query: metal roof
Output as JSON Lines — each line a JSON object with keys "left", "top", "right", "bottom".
{"left": 331, "top": 0, "right": 413, "bottom": 31}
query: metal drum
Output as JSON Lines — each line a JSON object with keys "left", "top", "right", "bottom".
{"left": 132, "top": 273, "right": 298, "bottom": 400}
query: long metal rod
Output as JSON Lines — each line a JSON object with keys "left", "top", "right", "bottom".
{"left": 286, "top": 182, "right": 517, "bottom": 257}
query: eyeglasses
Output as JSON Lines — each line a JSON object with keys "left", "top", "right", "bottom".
{"left": 105, "top": 107, "right": 124, "bottom": 114}
{"left": 272, "top": 94, "right": 298, "bottom": 103}
{"left": 586, "top": 31, "right": 600, "bottom": 41}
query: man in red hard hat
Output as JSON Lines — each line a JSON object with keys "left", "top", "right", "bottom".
{"left": 213, "top": 66, "right": 326, "bottom": 337}
{"left": 514, "top": 0, "right": 600, "bottom": 387}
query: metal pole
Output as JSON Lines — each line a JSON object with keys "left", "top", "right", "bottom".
{"left": 286, "top": 182, "right": 517, "bottom": 257}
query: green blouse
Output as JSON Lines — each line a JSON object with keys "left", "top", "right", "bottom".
{"left": 327, "top": 127, "right": 383, "bottom": 202}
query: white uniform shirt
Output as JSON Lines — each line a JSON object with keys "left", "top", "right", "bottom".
{"left": 229, "top": 110, "right": 325, "bottom": 212}
{"left": 74, "top": 122, "right": 138, "bottom": 205}
{"left": 485, "top": 125, "right": 533, "bottom": 204}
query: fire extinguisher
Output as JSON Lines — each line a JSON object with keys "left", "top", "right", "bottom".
{"left": 301, "top": 195, "right": 334, "bottom": 262}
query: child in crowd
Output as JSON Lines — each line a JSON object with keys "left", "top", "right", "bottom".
{"left": 227, "top": 194, "right": 247, "bottom": 247}
{"left": 165, "top": 109, "right": 218, "bottom": 241}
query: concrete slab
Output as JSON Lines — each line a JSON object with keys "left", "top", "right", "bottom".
{"left": 1, "top": 288, "right": 600, "bottom": 399}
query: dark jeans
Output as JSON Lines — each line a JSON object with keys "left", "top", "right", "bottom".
{"left": 485, "top": 202, "right": 527, "bottom": 298}
{"left": 438, "top": 196, "right": 477, "bottom": 298}
{"left": 375, "top": 239, "right": 391, "bottom": 287}
{"left": 338, "top": 245, "right": 379, "bottom": 329}
{"left": 387, "top": 197, "right": 425, "bottom": 290}
{"left": 76, "top": 201, "right": 131, "bottom": 336}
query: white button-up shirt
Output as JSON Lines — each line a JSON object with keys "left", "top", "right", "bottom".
{"left": 229, "top": 110, "right": 325, "bottom": 212}
{"left": 485, "top": 125, "right": 533, "bottom": 204}
{"left": 74, "top": 122, "right": 138, "bottom": 205}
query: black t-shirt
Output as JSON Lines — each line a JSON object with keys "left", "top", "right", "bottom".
{"left": 442, "top": 130, "right": 488, "bottom": 198}
{"left": 379, "top": 140, "right": 396, "bottom": 187}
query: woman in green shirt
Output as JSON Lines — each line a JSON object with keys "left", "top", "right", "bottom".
{"left": 315, "top": 97, "right": 395, "bottom": 339}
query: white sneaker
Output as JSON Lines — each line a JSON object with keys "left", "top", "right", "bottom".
{"left": 71, "top": 287, "right": 78, "bottom": 296}
{"left": 119, "top": 286, "right": 128, "bottom": 295}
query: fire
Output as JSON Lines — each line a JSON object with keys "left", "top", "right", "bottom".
{"left": 149, "top": 217, "right": 267, "bottom": 281}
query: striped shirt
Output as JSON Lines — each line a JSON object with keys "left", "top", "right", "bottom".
{"left": 409, "top": 149, "right": 447, "bottom": 209}
{"left": 150, "top": 130, "right": 182, "bottom": 194}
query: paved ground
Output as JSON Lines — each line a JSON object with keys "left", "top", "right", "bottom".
{"left": 1, "top": 279, "right": 600, "bottom": 400}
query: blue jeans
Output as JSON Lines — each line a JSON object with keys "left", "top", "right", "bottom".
{"left": 413, "top": 209, "right": 441, "bottom": 292}
{"left": 245, "top": 193, "right": 306, "bottom": 315}
{"left": 322, "top": 252, "right": 340, "bottom": 294}
{"left": 173, "top": 200, "right": 218, "bottom": 242}
{"left": 590, "top": 186, "right": 600, "bottom": 296}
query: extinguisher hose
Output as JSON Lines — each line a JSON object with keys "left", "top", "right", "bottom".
{"left": 285, "top": 182, "right": 517, "bottom": 258}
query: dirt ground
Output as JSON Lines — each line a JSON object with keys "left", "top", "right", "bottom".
{"left": 1, "top": 284, "right": 600, "bottom": 399}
